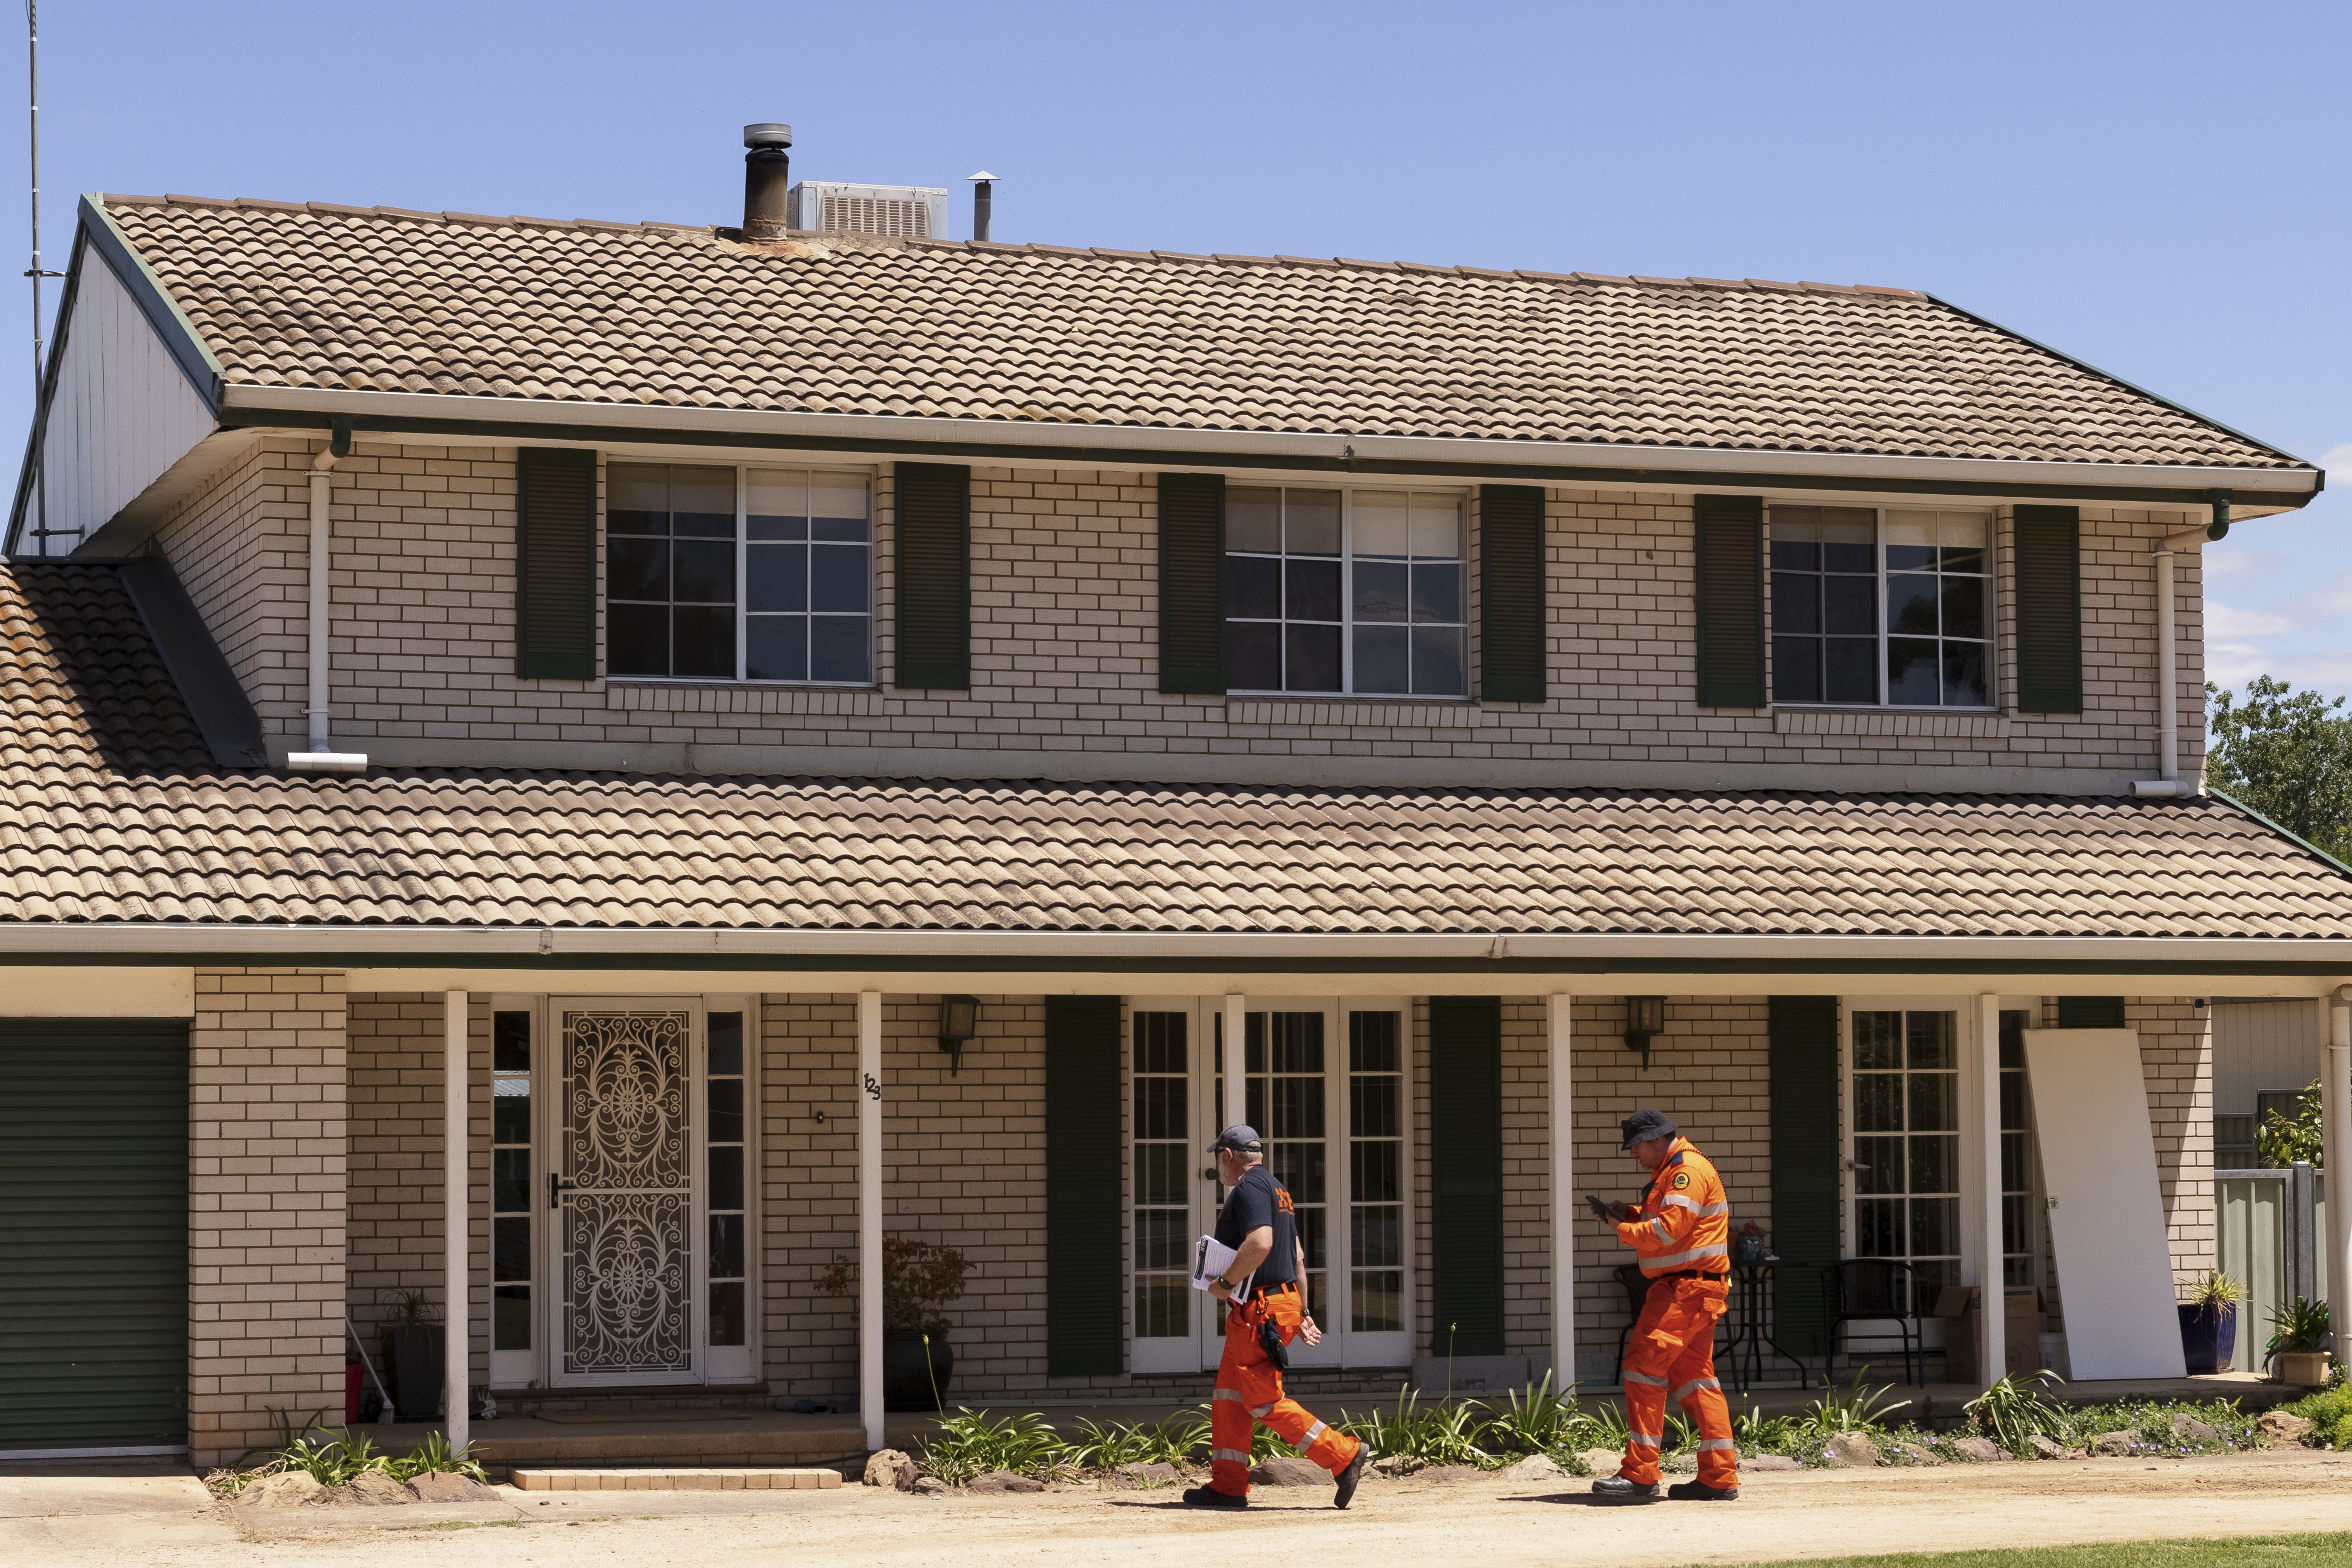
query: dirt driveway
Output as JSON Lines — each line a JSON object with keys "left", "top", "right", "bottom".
{"left": 8, "top": 1450, "right": 2352, "bottom": 1568}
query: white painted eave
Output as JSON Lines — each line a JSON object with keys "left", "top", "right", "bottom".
{"left": 218, "top": 385, "right": 2322, "bottom": 499}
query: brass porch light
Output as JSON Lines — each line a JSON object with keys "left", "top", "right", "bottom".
{"left": 937, "top": 995, "right": 981, "bottom": 1076}
{"left": 1623, "top": 996, "right": 1665, "bottom": 1069}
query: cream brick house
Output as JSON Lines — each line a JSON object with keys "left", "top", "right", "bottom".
{"left": 2, "top": 147, "right": 2349, "bottom": 1470}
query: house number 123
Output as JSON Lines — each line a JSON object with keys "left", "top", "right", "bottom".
{"left": 863, "top": 1073, "right": 881, "bottom": 1101}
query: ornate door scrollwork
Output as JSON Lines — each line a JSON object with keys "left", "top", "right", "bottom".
{"left": 561, "top": 1009, "right": 692, "bottom": 1376}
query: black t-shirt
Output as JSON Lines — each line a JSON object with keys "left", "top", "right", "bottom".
{"left": 1214, "top": 1163, "right": 1299, "bottom": 1289}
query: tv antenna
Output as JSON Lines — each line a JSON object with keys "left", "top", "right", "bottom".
{"left": 24, "top": 0, "right": 61, "bottom": 551}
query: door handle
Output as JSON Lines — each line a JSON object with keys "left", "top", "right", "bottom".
{"left": 550, "top": 1173, "right": 579, "bottom": 1210}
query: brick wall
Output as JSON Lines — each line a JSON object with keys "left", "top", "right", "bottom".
{"left": 189, "top": 969, "right": 348, "bottom": 1468}
{"left": 151, "top": 445, "right": 2201, "bottom": 783}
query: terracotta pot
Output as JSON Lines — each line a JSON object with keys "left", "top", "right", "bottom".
{"left": 2276, "top": 1349, "right": 2331, "bottom": 1387}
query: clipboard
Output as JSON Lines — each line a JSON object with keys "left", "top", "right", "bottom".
{"left": 1191, "top": 1234, "right": 1253, "bottom": 1294}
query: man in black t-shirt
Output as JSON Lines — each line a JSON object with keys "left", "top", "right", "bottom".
{"left": 1184, "top": 1125, "right": 1367, "bottom": 1510}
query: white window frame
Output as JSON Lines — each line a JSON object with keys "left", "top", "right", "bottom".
{"left": 1765, "top": 504, "right": 1997, "bottom": 711}
{"left": 1223, "top": 487, "right": 1471, "bottom": 699}
{"left": 603, "top": 462, "right": 877, "bottom": 687}
{"left": 1124, "top": 995, "right": 1414, "bottom": 1374}
{"left": 488, "top": 992, "right": 539, "bottom": 1391}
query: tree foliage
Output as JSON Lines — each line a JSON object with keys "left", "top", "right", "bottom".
{"left": 2258, "top": 1077, "right": 2324, "bottom": 1169}
{"left": 2205, "top": 676, "right": 2352, "bottom": 859}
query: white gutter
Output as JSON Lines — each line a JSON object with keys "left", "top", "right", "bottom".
{"left": 287, "top": 445, "right": 366, "bottom": 774}
{"left": 2133, "top": 510, "right": 2228, "bottom": 799}
{"left": 219, "top": 385, "right": 2324, "bottom": 501}
{"left": 0, "top": 924, "right": 2346, "bottom": 966}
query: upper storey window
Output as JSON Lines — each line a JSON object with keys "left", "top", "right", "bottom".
{"left": 606, "top": 464, "right": 872, "bottom": 683}
{"left": 1225, "top": 487, "right": 1466, "bottom": 697}
{"left": 1770, "top": 507, "right": 1991, "bottom": 708}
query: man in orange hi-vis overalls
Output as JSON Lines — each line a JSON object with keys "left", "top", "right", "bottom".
{"left": 1182, "top": 1125, "right": 1367, "bottom": 1511}
{"left": 1590, "top": 1108, "right": 1739, "bottom": 1503}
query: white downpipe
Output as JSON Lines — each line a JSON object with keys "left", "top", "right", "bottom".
{"left": 2134, "top": 518, "right": 2219, "bottom": 799}
{"left": 1548, "top": 994, "right": 1573, "bottom": 1388}
{"left": 1971, "top": 994, "right": 2005, "bottom": 1385}
{"left": 290, "top": 448, "right": 367, "bottom": 773}
{"left": 2327, "top": 987, "right": 2351, "bottom": 1361}
{"left": 858, "top": 991, "right": 883, "bottom": 1453}
{"left": 443, "top": 989, "right": 470, "bottom": 1454}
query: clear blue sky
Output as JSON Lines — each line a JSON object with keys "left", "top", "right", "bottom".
{"left": 7, "top": 0, "right": 2345, "bottom": 707}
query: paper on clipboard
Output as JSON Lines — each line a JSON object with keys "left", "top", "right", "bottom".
{"left": 1191, "top": 1234, "right": 1247, "bottom": 1293}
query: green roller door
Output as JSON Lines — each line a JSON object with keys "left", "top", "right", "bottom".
{"left": 0, "top": 1019, "right": 188, "bottom": 1452}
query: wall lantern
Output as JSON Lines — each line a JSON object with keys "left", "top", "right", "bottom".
{"left": 1623, "top": 996, "right": 1666, "bottom": 1070}
{"left": 937, "top": 995, "right": 981, "bottom": 1076}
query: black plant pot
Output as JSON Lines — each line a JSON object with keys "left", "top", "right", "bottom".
{"left": 2177, "top": 1302, "right": 2237, "bottom": 1375}
{"left": 383, "top": 1325, "right": 446, "bottom": 1422}
{"left": 883, "top": 1328, "right": 954, "bottom": 1412}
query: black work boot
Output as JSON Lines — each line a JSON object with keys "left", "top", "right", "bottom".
{"left": 1667, "top": 1479, "right": 1740, "bottom": 1500}
{"left": 1590, "top": 1474, "right": 1660, "bottom": 1503}
{"left": 1333, "top": 1444, "right": 1367, "bottom": 1509}
{"left": 1180, "top": 1485, "right": 1247, "bottom": 1509}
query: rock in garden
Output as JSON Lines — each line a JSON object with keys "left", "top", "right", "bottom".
{"left": 2027, "top": 1435, "right": 2065, "bottom": 1460}
{"left": 1414, "top": 1464, "right": 1484, "bottom": 1485}
{"left": 408, "top": 1472, "right": 500, "bottom": 1503}
{"left": 965, "top": 1470, "right": 1044, "bottom": 1494}
{"left": 1579, "top": 1448, "right": 1625, "bottom": 1475}
{"left": 864, "top": 1449, "right": 918, "bottom": 1490}
{"left": 2258, "top": 1410, "right": 2313, "bottom": 1442}
{"left": 1949, "top": 1438, "right": 2006, "bottom": 1462}
{"left": 2091, "top": 1432, "right": 2136, "bottom": 1457}
{"left": 345, "top": 1469, "right": 413, "bottom": 1505}
{"left": 1107, "top": 1462, "right": 1179, "bottom": 1489}
{"left": 2177, "top": 1418, "right": 2220, "bottom": 1445}
{"left": 1893, "top": 1442, "right": 1942, "bottom": 1466}
{"left": 1248, "top": 1456, "right": 1328, "bottom": 1487}
{"left": 912, "top": 1476, "right": 946, "bottom": 1495}
{"left": 1743, "top": 1455, "right": 1801, "bottom": 1472}
{"left": 1822, "top": 1432, "right": 1881, "bottom": 1467}
{"left": 239, "top": 1471, "right": 327, "bottom": 1507}
{"left": 1371, "top": 1455, "right": 1412, "bottom": 1478}
{"left": 1500, "top": 1453, "right": 1564, "bottom": 1481}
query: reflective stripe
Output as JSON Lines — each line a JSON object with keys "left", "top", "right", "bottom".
{"left": 1693, "top": 1202, "right": 1730, "bottom": 1217}
{"left": 1660, "top": 1193, "right": 1700, "bottom": 1212}
{"left": 1628, "top": 1431, "right": 1663, "bottom": 1448}
{"left": 1622, "top": 1369, "right": 1668, "bottom": 1388}
{"left": 1643, "top": 1242, "right": 1730, "bottom": 1271}
{"left": 1697, "top": 1438, "right": 1737, "bottom": 1451}
{"left": 1212, "top": 1389, "right": 1244, "bottom": 1403}
{"left": 1303, "top": 1420, "right": 1328, "bottom": 1445}
{"left": 1672, "top": 1377, "right": 1723, "bottom": 1403}
{"left": 1212, "top": 1447, "right": 1252, "bottom": 1464}
{"left": 1648, "top": 1218, "right": 1673, "bottom": 1245}
{"left": 1250, "top": 1402, "right": 1277, "bottom": 1418}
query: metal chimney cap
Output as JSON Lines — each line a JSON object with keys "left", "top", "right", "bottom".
{"left": 744, "top": 123, "right": 794, "bottom": 149}
{"left": 966, "top": 170, "right": 1000, "bottom": 182}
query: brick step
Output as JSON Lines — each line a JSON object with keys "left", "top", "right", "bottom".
{"left": 513, "top": 1466, "right": 845, "bottom": 1492}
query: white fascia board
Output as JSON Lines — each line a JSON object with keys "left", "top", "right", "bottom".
{"left": 2, "top": 924, "right": 2349, "bottom": 970}
{"left": 218, "top": 385, "right": 2322, "bottom": 499}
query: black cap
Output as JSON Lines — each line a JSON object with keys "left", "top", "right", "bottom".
{"left": 1620, "top": 1108, "right": 1678, "bottom": 1150}
{"left": 1208, "top": 1124, "right": 1263, "bottom": 1155}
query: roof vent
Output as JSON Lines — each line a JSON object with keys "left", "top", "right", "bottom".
{"left": 742, "top": 123, "right": 793, "bottom": 242}
{"left": 787, "top": 181, "right": 948, "bottom": 239}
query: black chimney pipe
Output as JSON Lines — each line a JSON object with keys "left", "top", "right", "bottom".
{"left": 743, "top": 123, "right": 793, "bottom": 241}
{"left": 967, "top": 171, "right": 997, "bottom": 243}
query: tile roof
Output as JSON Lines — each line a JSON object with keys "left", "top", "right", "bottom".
{"left": 98, "top": 195, "right": 2304, "bottom": 471}
{"left": 7, "top": 563, "right": 2347, "bottom": 939}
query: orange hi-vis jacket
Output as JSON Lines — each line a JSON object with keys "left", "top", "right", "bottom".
{"left": 1615, "top": 1136, "right": 1731, "bottom": 1278}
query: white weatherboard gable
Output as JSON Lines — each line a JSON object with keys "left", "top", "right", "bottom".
{"left": 33, "top": 251, "right": 213, "bottom": 550}
{"left": 2020, "top": 1027, "right": 2189, "bottom": 1380}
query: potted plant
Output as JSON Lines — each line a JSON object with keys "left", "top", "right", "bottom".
{"left": 818, "top": 1237, "right": 971, "bottom": 1411}
{"left": 2177, "top": 1269, "right": 2247, "bottom": 1374}
{"left": 2263, "top": 1295, "right": 2332, "bottom": 1386}
{"left": 379, "top": 1287, "right": 445, "bottom": 1423}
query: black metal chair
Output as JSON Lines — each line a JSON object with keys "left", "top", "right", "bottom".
{"left": 1610, "top": 1264, "right": 1650, "bottom": 1385}
{"left": 1819, "top": 1258, "right": 1923, "bottom": 1388}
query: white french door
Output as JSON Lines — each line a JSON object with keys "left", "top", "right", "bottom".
{"left": 1128, "top": 997, "right": 1411, "bottom": 1373}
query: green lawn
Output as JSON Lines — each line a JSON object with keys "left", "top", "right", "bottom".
{"left": 1739, "top": 1537, "right": 2352, "bottom": 1568}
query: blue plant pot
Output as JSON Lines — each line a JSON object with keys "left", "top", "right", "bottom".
{"left": 2177, "top": 1302, "right": 2237, "bottom": 1374}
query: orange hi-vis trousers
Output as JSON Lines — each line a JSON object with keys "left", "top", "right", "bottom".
{"left": 1209, "top": 1284, "right": 1363, "bottom": 1497}
{"left": 1619, "top": 1273, "right": 1737, "bottom": 1489}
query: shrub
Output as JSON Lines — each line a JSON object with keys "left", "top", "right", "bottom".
{"left": 386, "top": 1430, "right": 487, "bottom": 1482}
{"left": 816, "top": 1237, "right": 972, "bottom": 1334}
{"left": 1485, "top": 1373, "right": 1582, "bottom": 1456}
{"left": 922, "top": 1409, "right": 1068, "bottom": 1486}
{"left": 1965, "top": 1370, "right": 2067, "bottom": 1455}
{"left": 1337, "top": 1385, "right": 1489, "bottom": 1467}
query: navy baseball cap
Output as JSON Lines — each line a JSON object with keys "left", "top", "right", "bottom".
{"left": 1208, "top": 1125, "right": 1263, "bottom": 1155}
{"left": 1619, "top": 1108, "right": 1678, "bottom": 1149}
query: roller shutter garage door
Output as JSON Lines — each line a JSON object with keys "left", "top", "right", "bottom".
{"left": 0, "top": 1019, "right": 188, "bottom": 1454}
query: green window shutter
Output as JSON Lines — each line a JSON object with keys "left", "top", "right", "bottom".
{"left": 1429, "top": 995, "right": 1504, "bottom": 1358}
{"left": 1158, "top": 472, "right": 1226, "bottom": 694}
{"left": 1769, "top": 996, "right": 1840, "bottom": 1357}
{"left": 2057, "top": 997, "right": 2126, "bottom": 1029}
{"left": 1045, "top": 996, "right": 1124, "bottom": 1376}
{"left": 1694, "top": 494, "right": 1765, "bottom": 708}
{"left": 515, "top": 447, "right": 596, "bottom": 679}
{"left": 0, "top": 1019, "right": 188, "bottom": 1450}
{"left": 2014, "top": 505, "right": 2083, "bottom": 714}
{"left": 895, "top": 463, "right": 971, "bottom": 690}
{"left": 1479, "top": 485, "right": 1548, "bottom": 703}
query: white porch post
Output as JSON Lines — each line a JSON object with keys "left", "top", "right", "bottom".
{"left": 2326, "top": 988, "right": 2352, "bottom": 1360}
{"left": 1548, "top": 993, "right": 1573, "bottom": 1387}
{"left": 859, "top": 991, "right": 884, "bottom": 1452}
{"left": 443, "top": 989, "right": 469, "bottom": 1450}
{"left": 1967, "top": 993, "right": 2003, "bottom": 1387}
{"left": 1222, "top": 994, "right": 1246, "bottom": 1134}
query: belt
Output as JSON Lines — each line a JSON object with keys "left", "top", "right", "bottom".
{"left": 1250, "top": 1282, "right": 1298, "bottom": 1299}
{"left": 1648, "top": 1270, "right": 1729, "bottom": 1284}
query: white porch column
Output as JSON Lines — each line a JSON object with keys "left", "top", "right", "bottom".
{"left": 859, "top": 991, "right": 884, "bottom": 1452}
{"left": 1548, "top": 993, "right": 1573, "bottom": 1387}
{"left": 2326, "top": 988, "right": 2352, "bottom": 1359}
{"left": 1966, "top": 993, "right": 2003, "bottom": 1386}
{"left": 1222, "top": 994, "right": 1246, "bottom": 1135}
{"left": 443, "top": 989, "right": 469, "bottom": 1451}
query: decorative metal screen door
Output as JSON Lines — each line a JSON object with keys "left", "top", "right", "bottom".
{"left": 555, "top": 1003, "right": 695, "bottom": 1382}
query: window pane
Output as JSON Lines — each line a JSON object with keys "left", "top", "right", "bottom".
{"left": 607, "top": 603, "right": 668, "bottom": 676}
{"left": 493, "top": 1083, "right": 531, "bottom": 1145}
{"left": 672, "top": 606, "right": 733, "bottom": 678}
{"left": 1824, "top": 575, "right": 1876, "bottom": 635}
{"left": 494, "top": 1215, "right": 531, "bottom": 1282}
{"left": 1910, "top": 1196, "right": 1958, "bottom": 1257}
{"left": 671, "top": 468, "right": 736, "bottom": 535}
{"left": 1226, "top": 555, "right": 1282, "bottom": 620}
{"left": 811, "top": 545, "right": 869, "bottom": 614}
{"left": 1353, "top": 492, "right": 1409, "bottom": 557}
{"left": 746, "top": 470, "right": 807, "bottom": 523}
{"left": 1351, "top": 1204, "right": 1401, "bottom": 1268}
{"left": 1411, "top": 562, "right": 1461, "bottom": 624}
{"left": 1351, "top": 1140, "right": 1401, "bottom": 1202}
{"left": 1136, "top": 1076, "right": 1186, "bottom": 1141}
{"left": 494, "top": 1286, "right": 531, "bottom": 1351}
{"left": 1228, "top": 487, "right": 1282, "bottom": 553}
{"left": 1773, "top": 573, "right": 1820, "bottom": 635}
{"left": 813, "top": 477, "right": 868, "bottom": 537}
{"left": 674, "top": 540, "right": 736, "bottom": 604}
{"left": 1941, "top": 576, "right": 1984, "bottom": 640}
{"left": 1353, "top": 626, "right": 1408, "bottom": 694}
{"left": 1412, "top": 626, "right": 1465, "bottom": 696}
{"left": 1286, "top": 623, "right": 1341, "bottom": 692}
{"left": 709, "top": 1013, "right": 743, "bottom": 1077}
{"left": 708, "top": 1078, "right": 744, "bottom": 1143}
{"left": 1853, "top": 1073, "right": 1903, "bottom": 1132}
{"left": 1854, "top": 1135, "right": 1903, "bottom": 1194}
{"left": 1136, "top": 1278, "right": 1188, "bottom": 1338}
{"left": 1856, "top": 1197, "right": 1904, "bottom": 1256}
{"left": 494, "top": 1146, "right": 531, "bottom": 1212}
{"left": 709, "top": 1281, "right": 745, "bottom": 1346}
{"left": 1908, "top": 1073, "right": 1956, "bottom": 1133}
{"left": 1286, "top": 558, "right": 1341, "bottom": 623}
{"left": 1226, "top": 621, "right": 1280, "bottom": 689}
{"left": 1826, "top": 638, "right": 1878, "bottom": 703}
{"left": 708, "top": 1145, "right": 745, "bottom": 1212}
{"left": 609, "top": 537, "right": 669, "bottom": 601}
{"left": 1853, "top": 1012, "right": 1902, "bottom": 1070}
{"left": 1887, "top": 574, "right": 1938, "bottom": 636}
{"left": 1773, "top": 637, "right": 1821, "bottom": 703}
{"left": 1136, "top": 1013, "right": 1187, "bottom": 1076}
{"left": 1139, "top": 1143, "right": 1188, "bottom": 1204}
{"left": 745, "top": 616, "right": 807, "bottom": 682}
{"left": 1906, "top": 1012, "right": 1955, "bottom": 1070}
{"left": 1137, "top": 1209, "right": 1188, "bottom": 1270}
{"left": 747, "top": 544, "right": 807, "bottom": 612}
{"left": 1887, "top": 637, "right": 1939, "bottom": 704}
{"left": 1943, "top": 642, "right": 1988, "bottom": 708}
{"left": 748, "top": 513, "right": 807, "bottom": 541}
{"left": 1909, "top": 1133, "right": 1957, "bottom": 1196}
{"left": 1353, "top": 561, "right": 1409, "bottom": 623}
{"left": 1770, "top": 520, "right": 1820, "bottom": 570}
{"left": 709, "top": 1214, "right": 745, "bottom": 1279}
{"left": 1884, "top": 512, "right": 1936, "bottom": 570}
{"left": 1286, "top": 490, "right": 1341, "bottom": 556}
{"left": 1350, "top": 1012, "right": 1400, "bottom": 1073}
{"left": 1353, "top": 1270, "right": 1404, "bottom": 1333}
{"left": 810, "top": 616, "right": 869, "bottom": 683}
{"left": 1350, "top": 1077, "right": 1400, "bottom": 1140}
{"left": 1412, "top": 498, "right": 1461, "bottom": 559}
{"left": 493, "top": 1011, "right": 530, "bottom": 1073}
{"left": 608, "top": 464, "right": 669, "bottom": 529}
{"left": 1821, "top": 514, "right": 1874, "bottom": 573}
